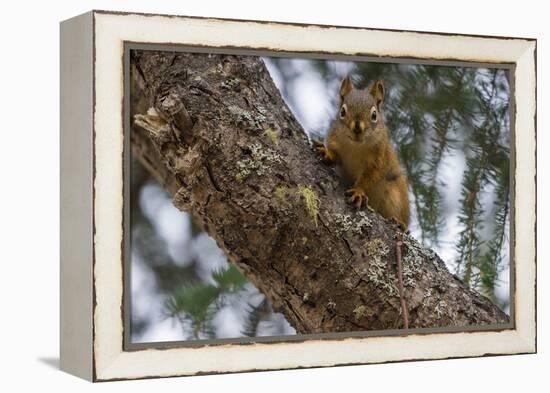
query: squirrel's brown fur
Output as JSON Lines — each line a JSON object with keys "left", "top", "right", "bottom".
{"left": 314, "top": 76, "right": 410, "bottom": 229}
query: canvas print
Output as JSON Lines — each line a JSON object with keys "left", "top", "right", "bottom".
{"left": 128, "top": 49, "right": 511, "bottom": 345}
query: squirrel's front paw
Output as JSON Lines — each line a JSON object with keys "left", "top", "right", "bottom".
{"left": 345, "top": 188, "right": 368, "bottom": 209}
{"left": 313, "top": 139, "right": 336, "bottom": 163}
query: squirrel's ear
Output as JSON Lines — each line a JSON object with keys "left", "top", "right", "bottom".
{"left": 369, "top": 79, "right": 385, "bottom": 108}
{"left": 340, "top": 75, "right": 354, "bottom": 99}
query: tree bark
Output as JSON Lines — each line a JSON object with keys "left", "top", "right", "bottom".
{"left": 130, "top": 50, "right": 509, "bottom": 333}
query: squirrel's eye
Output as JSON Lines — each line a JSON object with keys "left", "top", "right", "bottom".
{"left": 340, "top": 104, "right": 347, "bottom": 119}
{"left": 370, "top": 107, "right": 378, "bottom": 123}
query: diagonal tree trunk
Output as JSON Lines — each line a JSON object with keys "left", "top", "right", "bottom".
{"left": 130, "top": 50, "right": 509, "bottom": 333}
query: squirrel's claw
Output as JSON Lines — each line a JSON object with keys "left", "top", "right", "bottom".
{"left": 312, "top": 139, "right": 325, "bottom": 148}
{"left": 316, "top": 146, "right": 331, "bottom": 161}
{"left": 345, "top": 188, "right": 368, "bottom": 209}
{"left": 389, "top": 217, "right": 409, "bottom": 233}
{"left": 313, "top": 140, "right": 336, "bottom": 163}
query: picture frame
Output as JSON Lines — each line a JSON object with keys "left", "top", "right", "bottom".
{"left": 60, "top": 10, "right": 536, "bottom": 381}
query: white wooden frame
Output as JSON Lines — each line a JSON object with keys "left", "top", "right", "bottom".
{"left": 60, "top": 10, "right": 537, "bottom": 382}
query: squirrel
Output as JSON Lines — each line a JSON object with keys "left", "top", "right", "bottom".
{"left": 314, "top": 75, "right": 410, "bottom": 230}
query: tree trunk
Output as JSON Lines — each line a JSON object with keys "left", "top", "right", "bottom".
{"left": 130, "top": 50, "right": 509, "bottom": 333}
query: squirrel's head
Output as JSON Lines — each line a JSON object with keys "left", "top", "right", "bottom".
{"left": 336, "top": 75, "right": 386, "bottom": 144}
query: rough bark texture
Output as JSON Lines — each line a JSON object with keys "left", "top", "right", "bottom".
{"left": 130, "top": 50, "right": 509, "bottom": 333}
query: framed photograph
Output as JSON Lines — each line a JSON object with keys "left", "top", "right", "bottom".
{"left": 60, "top": 10, "right": 537, "bottom": 381}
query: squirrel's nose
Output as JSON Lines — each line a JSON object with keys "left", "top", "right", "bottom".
{"left": 353, "top": 124, "right": 362, "bottom": 134}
